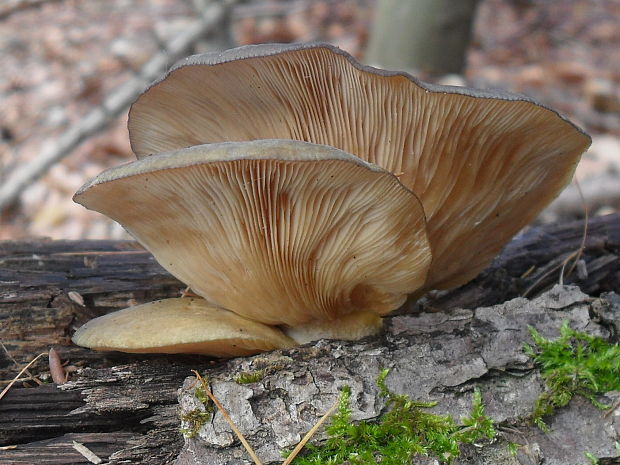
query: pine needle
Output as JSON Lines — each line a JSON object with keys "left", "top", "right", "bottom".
{"left": 191, "top": 370, "right": 264, "bottom": 465}
{"left": 1, "top": 341, "right": 42, "bottom": 385}
{"left": 561, "top": 178, "right": 589, "bottom": 283}
{"left": 281, "top": 399, "right": 339, "bottom": 465}
{"left": 190, "top": 370, "right": 338, "bottom": 465}
{"left": 0, "top": 352, "right": 47, "bottom": 402}
{"left": 523, "top": 179, "right": 590, "bottom": 297}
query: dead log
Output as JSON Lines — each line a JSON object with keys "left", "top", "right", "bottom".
{"left": 0, "top": 240, "right": 184, "bottom": 377}
{"left": 0, "top": 213, "right": 619, "bottom": 465}
{"left": 174, "top": 286, "right": 620, "bottom": 465}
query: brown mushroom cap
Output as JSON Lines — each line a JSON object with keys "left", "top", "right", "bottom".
{"left": 74, "top": 139, "right": 431, "bottom": 326}
{"left": 71, "top": 298, "right": 295, "bottom": 357}
{"left": 128, "top": 42, "right": 591, "bottom": 290}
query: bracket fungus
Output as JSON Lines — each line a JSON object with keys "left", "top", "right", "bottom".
{"left": 72, "top": 42, "right": 591, "bottom": 357}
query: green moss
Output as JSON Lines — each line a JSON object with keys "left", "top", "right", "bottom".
{"left": 584, "top": 451, "right": 599, "bottom": 465}
{"left": 507, "top": 442, "right": 520, "bottom": 456}
{"left": 195, "top": 385, "right": 210, "bottom": 404}
{"left": 524, "top": 321, "right": 620, "bottom": 431}
{"left": 180, "top": 385, "right": 213, "bottom": 438}
{"left": 180, "top": 408, "right": 213, "bottom": 438}
{"left": 234, "top": 370, "right": 265, "bottom": 384}
{"left": 286, "top": 369, "right": 496, "bottom": 465}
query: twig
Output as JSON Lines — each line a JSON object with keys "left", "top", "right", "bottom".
{"left": 180, "top": 285, "right": 200, "bottom": 298}
{"left": 520, "top": 265, "right": 536, "bottom": 279}
{"left": 558, "top": 250, "right": 580, "bottom": 287}
{"left": 0, "top": 0, "right": 240, "bottom": 211}
{"left": 522, "top": 259, "right": 567, "bottom": 298}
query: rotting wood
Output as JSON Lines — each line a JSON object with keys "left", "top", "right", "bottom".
{"left": 0, "top": 240, "right": 185, "bottom": 379}
{"left": 0, "top": 213, "right": 619, "bottom": 464}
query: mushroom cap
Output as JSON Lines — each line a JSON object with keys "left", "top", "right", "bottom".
{"left": 71, "top": 298, "right": 295, "bottom": 357}
{"left": 74, "top": 139, "right": 431, "bottom": 326}
{"left": 128, "top": 42, "right": 591, "bottom": 290}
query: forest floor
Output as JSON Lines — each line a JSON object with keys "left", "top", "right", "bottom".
{"left": 1, "top": 0, "right": 619, "bottom": 240}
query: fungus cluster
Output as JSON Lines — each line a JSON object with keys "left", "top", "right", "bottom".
{"left": 72, "top": 43, "right": 591, "bottom": 357}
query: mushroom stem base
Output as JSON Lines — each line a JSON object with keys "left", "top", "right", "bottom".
{"left": 282, "top": 312, "right": 383, "bottom": 345}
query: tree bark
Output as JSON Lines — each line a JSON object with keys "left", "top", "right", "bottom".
{"left": 1, "top": 214, "right": 619, "bottom": 464}
{"left": 175, "top": 285, "right": 620, "bottom": 465}
{"left": 365, "top": 0, "right": 481, "bottom": 75}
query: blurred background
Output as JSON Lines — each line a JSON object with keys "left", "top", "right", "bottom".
{"left": 0, "top": 0, "right": 619, "bottom": 241}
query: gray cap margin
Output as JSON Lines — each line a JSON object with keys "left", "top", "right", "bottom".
{"left": 135, "top": 42, "right": 589, "bottom": 140}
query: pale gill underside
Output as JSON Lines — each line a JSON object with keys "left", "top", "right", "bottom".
{"left": 75, "top": 142, "right": 431, "bottom": 326}
{"left": 128, "top": 46, "right": 590, "bottom": 290}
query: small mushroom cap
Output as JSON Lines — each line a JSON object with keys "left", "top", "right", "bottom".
{"left": 74, "top": 139, "right": 431, "bottom": 326}
{"left": 71, "top": 298, "right": 295, "bottom": 357}
{"left": 128, "top": 42, "right": 590, "bottom": 290}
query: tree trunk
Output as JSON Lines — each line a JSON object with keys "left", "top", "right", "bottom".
{"left": 365, "top": 0, "right": 481, "bottom": 75}
{"left": 1, "top": 214, "right": 619, "bottom": 464}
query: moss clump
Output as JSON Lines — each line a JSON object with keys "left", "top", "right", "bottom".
{"left": 194, "top": 385, "right": 210, "bottom": 404}
{"left": 234, "top": 370, "right": 265, "bottom": 384}
{"left": 524, "top": 321, "right": 620, "bottom": 431}
{"left": 286, "top": 369, "right": 496, "bottom": 465}
{"left": 180, "top": 385, "right": 213, "bottom": 438}
{"left": 507, "top": 442, "right": 520, "bottom": 456}
{"left": 584, "top": 451, "right": 599, "bottom": 465}
{"left": 180, "top": 409, "right": 212, "bottom": 438}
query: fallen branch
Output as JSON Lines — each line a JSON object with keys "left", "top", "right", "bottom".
{"left": 0, "top": 0, "right": 64, "bottom": 19}
{"left": 0, "top": 214, "right": 618, "bottom": 464}
{"left": 0, "top": 0, "right": 241, "bottom": 211}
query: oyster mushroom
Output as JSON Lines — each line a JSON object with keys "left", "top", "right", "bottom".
{"left": 73, "top": 139, "right": 431, "bottom": 351}
{"left": 72, "top": 43, "right": 591, "bottom": 357}
{"left": 128, "top": 42, "right": 590, "bottom": 290}
{"left": 72, "top": 298, "right": 295, "bottom": 357}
